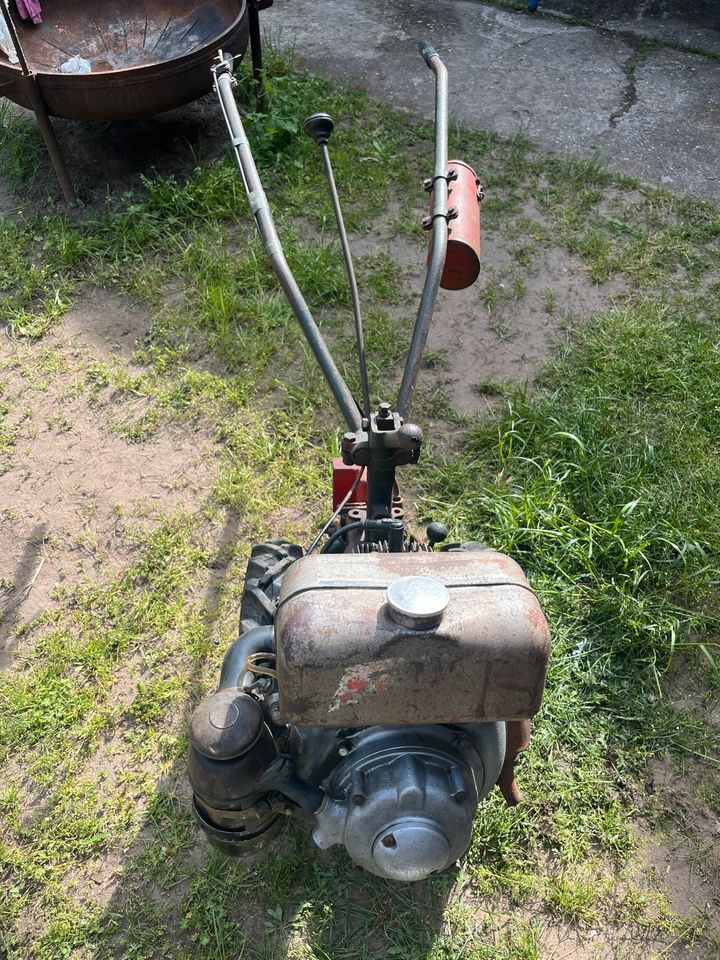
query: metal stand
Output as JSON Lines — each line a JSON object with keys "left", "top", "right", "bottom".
{"left": 0, "top": 1, "right": 75, "bottom": 202}
{"left": 22, "top": 74, "right": 75, "bottom": 202}
{"left": 1, "top": 0, "right": 272, "bottom": 205}
{"left": 248, "top": 0, "right": 272, "bottom": 107}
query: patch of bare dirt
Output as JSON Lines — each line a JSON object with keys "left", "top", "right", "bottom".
{"left": 351, "top": 223, "right": 626, "bottom": 417}
{"left": 640, "top": 819, "right": 716, "bottom": 917}
{"left": 0, "top": 293, "right": 219, "bottom": 667}
{"left": 636, "top": 755, "right": 720, "bottom": 928}
{"left": 427, "top": 243, "right": 625, "bottom": 414}
{"left": 455, "top": 882, "right": 708, "bottom": 960}
{"left": 618, "top": 667, "right": 720, "bottom": 957}
{"left": 61, "top": 286, "right": 153, "bottom": 361}
{"left": 535, "top": 917, "right": 707, "bottom": 960}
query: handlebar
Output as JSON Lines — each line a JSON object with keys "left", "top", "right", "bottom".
{"left": 396, "top": 42, "right": 450, "bottom": 417}
{"left": 212, "top": 53, "right": 362, "bottom": 433}
{"left": 212, "top": 41, "right": 450, "bottom": 429}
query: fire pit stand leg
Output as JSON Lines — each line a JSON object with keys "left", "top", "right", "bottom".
{"left": 249, "top": 0, "right": 272, "bottom": 104}
{"left": 23, "top": 73, "right": 76, "bottom": 203}
{"left": 0, "top": 4, "right": 75, "bottom": 202}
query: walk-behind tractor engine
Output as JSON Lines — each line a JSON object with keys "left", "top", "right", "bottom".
{"left": 188, "top": 44, "right": 551, "bottom": 882}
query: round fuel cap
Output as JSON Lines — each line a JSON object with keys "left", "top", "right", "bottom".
{"left": 386, "top": 576, "right": 449, "bottom": 630}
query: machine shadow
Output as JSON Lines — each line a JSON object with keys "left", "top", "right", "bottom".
{"left": 0, "top": 521, "right": 48, "bottom": 665}
{"left": 94, "top": 768, "right": 457, "bottom": 959}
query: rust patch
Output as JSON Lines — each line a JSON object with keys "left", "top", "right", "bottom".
{"left": 343, "top": 677, "right": 369, "bottom": 697}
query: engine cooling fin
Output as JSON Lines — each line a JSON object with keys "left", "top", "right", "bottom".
{"left": 353, "top": 540, "right": 432, "bottom": 553}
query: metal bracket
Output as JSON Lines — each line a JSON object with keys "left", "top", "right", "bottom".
{"left": 421, "top": 206, "right": 458, "bottom": 231}
{"left": 212, "top": 49, "right": 243, "bottom": 85}
{"left": 422, "top": 168, "right": 458, "bottom": 192}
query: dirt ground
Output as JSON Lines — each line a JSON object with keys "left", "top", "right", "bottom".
{"left": 0, "top": 288, "right": 218, "bottom": 668}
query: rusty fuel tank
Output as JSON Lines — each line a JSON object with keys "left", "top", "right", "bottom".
{"left": 275, "top": 550, "right": 550, "bottom": 727}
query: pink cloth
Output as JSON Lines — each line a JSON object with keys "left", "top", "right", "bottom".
{"left": 15, "top": 0, "right": 42, "bottom": 25}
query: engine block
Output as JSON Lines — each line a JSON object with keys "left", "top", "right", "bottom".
{"left": 188, "top": 543, "right": 550, "bottom": 881}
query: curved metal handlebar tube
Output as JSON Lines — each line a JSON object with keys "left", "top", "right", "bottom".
{"left": 213, "top": 63, "right": 362, "bottom": 433}
{"left": 396, "top": 43, "right": 450, "bottom": 418}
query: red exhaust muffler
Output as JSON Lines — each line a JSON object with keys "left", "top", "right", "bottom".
{"left": 428, "top": 160, "right": 483, "bottom": 290}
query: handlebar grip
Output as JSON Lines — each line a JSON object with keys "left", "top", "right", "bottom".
{"left": 419, "top": 40, "right": 439, "bottom": 65}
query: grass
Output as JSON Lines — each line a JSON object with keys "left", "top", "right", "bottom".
{"left": 0, "top": 42, "right": 719, "bottom": 960}
{"left": 427, "top": 299, "right": 720, "bottom": 673}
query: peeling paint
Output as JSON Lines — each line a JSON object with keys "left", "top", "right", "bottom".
{"left": 329, "top": 658, "right": 407, "bottom": 713}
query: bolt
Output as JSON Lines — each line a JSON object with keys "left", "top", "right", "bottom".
{"left": 352, "top": 794, "right": 366, "bottom": 807}
{"left": 381, "top": 834, "right": 397, "bottom": 848}
{"left": 377, "top": 402, "right": 392, "bottom": 419}
{"left": 338, "top": 742, "right": 351, "bottom": 757}
{"left": 453, "top": 790, "right": 467, "bottom": 805}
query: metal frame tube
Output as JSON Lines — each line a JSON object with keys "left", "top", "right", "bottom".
{"left": 214, "top": 61, "right": 361, "bottom": 432}
{"left": 248, "top": 0, "right": 263, "bottom": 85}
{"left": 396, "top": 42, "right": 449, "bottom": 418}
{"left": 23, "top": 76, "right": 76, "bottom": 202}
{"left": 0, "top": 1, "right": 28, "bottom": 74}
{"left": 247, "top": 0, "right": 268, "bottom": 110}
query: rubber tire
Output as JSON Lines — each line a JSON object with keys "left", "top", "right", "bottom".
{"left": 239, "top": 540, "right": 303, "bottom": 634}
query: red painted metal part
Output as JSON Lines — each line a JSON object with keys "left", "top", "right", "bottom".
{"left": 429, "top": 159, "right": 482, "bottom": 291}
{"left": 0, "top": 1, "right": 249, "bottom": 121}
{"left": 332, "top": 458, "right": 368, "bottom": 511}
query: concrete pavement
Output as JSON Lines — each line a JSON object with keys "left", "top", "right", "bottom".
{"left": 266, "top": 0, "right": 720, "bottom": 202}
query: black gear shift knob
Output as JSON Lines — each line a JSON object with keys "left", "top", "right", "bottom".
{"left": 303, "top": 113, "right": 335, "bottom": 145}
{"left": 427, "top": 522, "right": 449, "bottom": 546}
